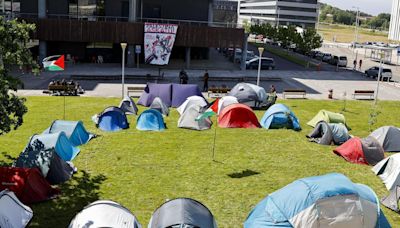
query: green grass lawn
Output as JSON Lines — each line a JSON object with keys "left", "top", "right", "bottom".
{"left": 1, "top": 97, "right": 400, "bottom": 227}
{"left": 318, "top": 23, "right": 390, "bottom": 43}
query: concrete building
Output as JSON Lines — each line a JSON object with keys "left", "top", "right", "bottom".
{"left": 389, "top": 0, "right": 400, "bottom": 41}
{"left": 238, "top": 0, "right": 318, "bottom": 28}
{"left": 214, "top": 0, "right": 238, "bottom": 25}
{"left": 0, "top": 0, "right": 244, "bottom": 68}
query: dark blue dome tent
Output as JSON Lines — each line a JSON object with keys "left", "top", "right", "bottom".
{"left": 92, "top": 107, "right": 129, "bottom": 132}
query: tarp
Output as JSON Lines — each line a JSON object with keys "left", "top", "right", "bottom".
{"left": 370, "top": 126, "right": 400, "bottom": 152}
{"left": 177, "top": 96, "right": 208, "bottom": 115}
{"left": 244, "top": 173, "right": 391, "bottom": 228}
{"left": 136, "top": 109, "right": 166, "bottom": 131}
{"left": 171, "top": 84, "right": 203, "bottom": 108}
{"left": 260, "top": 104, "right": 301, "bottom": 130}
{"left": 372, "top": 153, "right": 400, "bottom": 191}
{"left": 119, "top": 96, "right": 139, "bottom": 115}
{"left": 94, "top": 107, "right": 129, "bottom": 132}
{"left": 69, "top": 200, "right": 142, "bottom": 228}
{"left": 24, "top": 132, "right": 80, "bottom": 162}
{"left": 218, "top": 103, "right": 261, "bottom": 128}
{"left": 0, "top": 189, "right": 33, "bottom": 228}
{"left": 307, "top": 121, "right": 350, "bottom": 145}
{"left": 334, "top": 137, "right": 385, "bottom": 166}
{"left": 43, "top": 120, "right": 95, "bottom": 147}
{"left": 307, "top": 110, "right": 347, "bottom": 128}
{"left": 15, "top": 137, "right": 76, "bottom": 185}
{"left": 150, "top": 97, "right": 170, "bottom": 116}
{"left": 228, "top": 83, "right": 267, "bottom": 108}
{"left": 137, "top": 83, "right": 172, "bottom": 107}
{"left": 217, "top": 96, "right": 238, "bottom": 114}
{"left": 0, "top": 167, "right": 59, "bottom": 204}
{"left": 178, "top": 105, "right": 212, "bottom": 131}
{"left": 381, "top": 186, "right": 400, "bottom": 213}
{"left": 148, "top": 198, "right": 217, "bottom": 228}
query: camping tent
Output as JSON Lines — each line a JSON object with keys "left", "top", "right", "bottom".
{"left": 370, "top": 126, "right": 400, "bottom": 152}
{"left": 148, "top": 198, "right": 217, "bottom": 228}
{"left": 15, "top": 136, "right": 76, "bottom": 185}
{"left": 69, "top": 200, "right": 142, "bottom": 228}
{"left": 381, "top": 186, "right": 400, "bottom": 213}
{"left": 177, "top": 96, "right": 208, "bottom": 115}
{"left": 307, "top": 121, "right": 350, "bottom": 145}
{"left": 0, "top": 190, "right": 33, "bottom": 228}
{"left": 137, "top": 83, "right": 172, "bottom": 107}
{"left": 218, "top": 104, "right": 260, "bottom": 128}
{"left": 150, "top": 97, "right": 170, "bottom": 116}
{"left": 260, "top": 104, "right": 301, "bottom": 130}
{"left": 307, "top": 110, "right": 347, "bottom": 128}
{"left": 171, "top": 84, "right": 204, "bottom": 108}
{"left": 333, "top": 137, "right": 384, "bottom": 166}
{"left": 217, "top": 96, "right": 238, "bottom": 114}
{"left": 228, "top": 83, "right": 267, "bottom": 108}
{"left": 244, "top": 173, "right": 391, "bottom": 228}
{"left": 24, "top": 132, "right": 80, "bottom": 161}
{"left": 43, "top": 120, "right": 94, "bottom": 147}
{"left": 178, "top": 105, "right": 212, "bottom": 131}
{"left": 93, "top": 107, "right": 129, "bottom": 132}
{"left": 0, "top": 167, "right": 59, "bottom": 204}
{"left": 372, "top": 153, "right": 400, "bottom": 190}
{"left": 136, "top": 109, "right": 166, "bottom": 131}
{"left": 119, "top": 96, "right": 138, "bottom": 115}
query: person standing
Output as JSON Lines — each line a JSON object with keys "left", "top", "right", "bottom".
{"left": 179, "top": 69, "right": 188, "bottom": 84}
{"left": 359, "top": 59, "right": 363, "bottom": 71}
{"left": 203, "top": 70, "right": 209, "bottom": 92}
{"left": 353, "top": 59, "right": 357, "bottom": 71}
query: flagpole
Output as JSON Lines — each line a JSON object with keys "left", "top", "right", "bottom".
{"left": 63, "top": 95, "right": 66, "bottom": 120}
{"left": 212, "top": 124, "right": 217, "bottom": 161}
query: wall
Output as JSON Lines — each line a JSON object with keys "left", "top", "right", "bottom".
{"left": 48, "top": 0, "right": 68, "bottom": 15}
{"left": 20, "top": 0, "right": 37, "bottom": 14}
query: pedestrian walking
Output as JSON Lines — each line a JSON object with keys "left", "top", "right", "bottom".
{"left": 359, "top": 59, "right": 363, "bottom": 71}
{"left": 203, "top": 70, "right": 209, "bottom": 92}
{"left": 179, "top": 69, "right": 188, "bottom": 84}
{"left": 353, "top": 59, "right": 357, "bottom": 71}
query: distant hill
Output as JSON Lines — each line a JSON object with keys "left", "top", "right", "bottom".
{"left": 320, "top": 3, "right": 390, "bottom": 31}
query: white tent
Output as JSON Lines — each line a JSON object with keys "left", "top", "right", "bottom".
{"left": 372, "top": 153, "right": 400, "bottom": 190}
{"left": 177, "top": 96, "right": 208, "bottom": 115}
{"left": 69, "top": 200, "right": 141, "bottom": 228}
{"left": 178, "top": 105, "right": 212, "bottom": 131}
{"left": 119, "top": 96, "right": 139, "bottom": 115}
{"left": 0, "top": 190, "right": 33, "bottom": 228}
{"left": 217, "top": 96, "right": 238, "bottom": 114}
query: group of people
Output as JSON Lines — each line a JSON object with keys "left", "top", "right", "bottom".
{"left": 353, "top": 59, "right": 363, "bottom": 71}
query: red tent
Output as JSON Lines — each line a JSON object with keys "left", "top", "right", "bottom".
{"left": 0, "top": 167, "right": 60, "bottom": 204}
{"left": 333, "top": 137, "right": 384, "bottom": 165}
{"left": 218, "top": 104, "right": 261, "bottom": 128}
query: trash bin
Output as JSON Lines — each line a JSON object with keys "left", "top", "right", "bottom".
{"left": 328, "top": 89, "right": 333, "bottom": 99}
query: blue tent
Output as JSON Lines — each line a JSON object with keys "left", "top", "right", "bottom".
{"left": 26, "top": 132, "right": 80, "bottom": 161}
{"left": 94, "top": 107, "right": 129, "bottom": 132}
{"left": 136, "top": 109, "right": 166, "bottom": 131}
{"left": 43, "top": 120, "right": 94, "bottom": 146}
{"left": 244, "top": 173, "right": 391, "bottom": 228}
{"left": 260, "top": 104, "right": 301, "bottom": 130}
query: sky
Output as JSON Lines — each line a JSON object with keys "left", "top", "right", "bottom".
{"left": 320, "top": 0, "right": 392, "bottom": 16}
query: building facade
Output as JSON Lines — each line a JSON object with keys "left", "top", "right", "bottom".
{"left": 0, "top": 0, "right": 245, "bottom": 68}
{"left": 389, "top": 0, "right": 400, "bottom": 41}
{"left": 238, "top": 0, "right": 318, "bottom": 28}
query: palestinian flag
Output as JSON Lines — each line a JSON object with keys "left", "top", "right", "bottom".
{"left": 43, "top": 55, "right": 65, "bottom": 71}
{"left": 196, "top": 98, "right": 219, "bottom": 121}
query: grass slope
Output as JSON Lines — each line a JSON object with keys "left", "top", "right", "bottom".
{"left": 319, "top": 23, "right": 389, "bottom": 43}
{"left": 0, "top": 97, "right": 399, "bottom": 227}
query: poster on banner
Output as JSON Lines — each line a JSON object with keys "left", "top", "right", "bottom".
{"left": 144, "top": 23, "right": 178, "bottom": 65}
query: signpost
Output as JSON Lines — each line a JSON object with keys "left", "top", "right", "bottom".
{"left": 135, "top": 45, "right": 141, "bottom": 68}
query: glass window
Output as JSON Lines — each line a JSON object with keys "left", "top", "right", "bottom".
{"left": 69, "top": 0, "right": 105, "bottom": 18}
{"left": 3, "top": 0, "right": 20, "bottom": 13}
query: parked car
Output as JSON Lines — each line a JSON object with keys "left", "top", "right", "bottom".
{"left": 330, "top": 56, "right": 347, "bottom": 67}
{"left": 365, "top": 67, "right": 392, "bottom": 81}
{"left": 322, "top": 53, "right": 332, "bottom": 62}
{"left": 246, "top": 57, "right": 275, "bottom": 70}
{"left": 315, "top": 52, "right": 325, "bottom": 60}
{"left": 309, "top": 50, "right": 321, "bottom": 59}
{"left": 234, "top": 49, "right": 256, "bottom": 63}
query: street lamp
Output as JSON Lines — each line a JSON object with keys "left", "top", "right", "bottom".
{"left": 257, "top": 47, "right": 264, "bottom": 86}
{"left": 374, "top": 52, "right": 385, "bottom": 105}
{"left": 121, "top": 42, "right": 127, "bottom": 98}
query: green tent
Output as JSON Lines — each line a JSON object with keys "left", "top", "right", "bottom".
{"left": 307, "top": 110, "right": 347, "bottom": 128}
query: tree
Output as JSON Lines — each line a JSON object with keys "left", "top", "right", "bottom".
{"left": 296, "top": 28, "right": 323, "bottom": 54}
{"left": 0, "top": 17, "right": 39, "bottom": 135}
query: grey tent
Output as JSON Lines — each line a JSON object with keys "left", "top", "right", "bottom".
{"left": 150, "top": 97, "right": 170, "bottom": 116}
{"left": 372, "top": 153, "right": 400, "bottom": 190}
{"left": 307, "top": 121, "right": 350, "bottom": 145}
{"left": 381, "top": 185, "right": 400, "bottom": 213}
{"left": 148, "top": 198, "right": 217, "bottom": 228}
{"left": 178, "top": 105, "right": 212, "bottom": 131}
{"left": 119, "top": 96, "right": 139, "bottom": 115}
{"left": 370, "top": 126, "right": 400, "bottom": 152}
{"left": 177, "top": 96, "right": 208, "bottom": 115}
{"left": 0, "top": 190, "right": 33, "bottom": 228}
{"left": 228, "top": 83, "right": 267, "bottom": 108}
{"left": 15, "top": 136, "right": 76, "bottom": 185}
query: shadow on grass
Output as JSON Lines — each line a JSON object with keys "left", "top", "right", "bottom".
{"left": 29, "top": 170, "right": 106, "bottom": 228}
{"left": 0, "top": 151, "right": 17, "bottom": 166}
{"left": 227, "top": 169, "right": 260, "bottom": 179}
